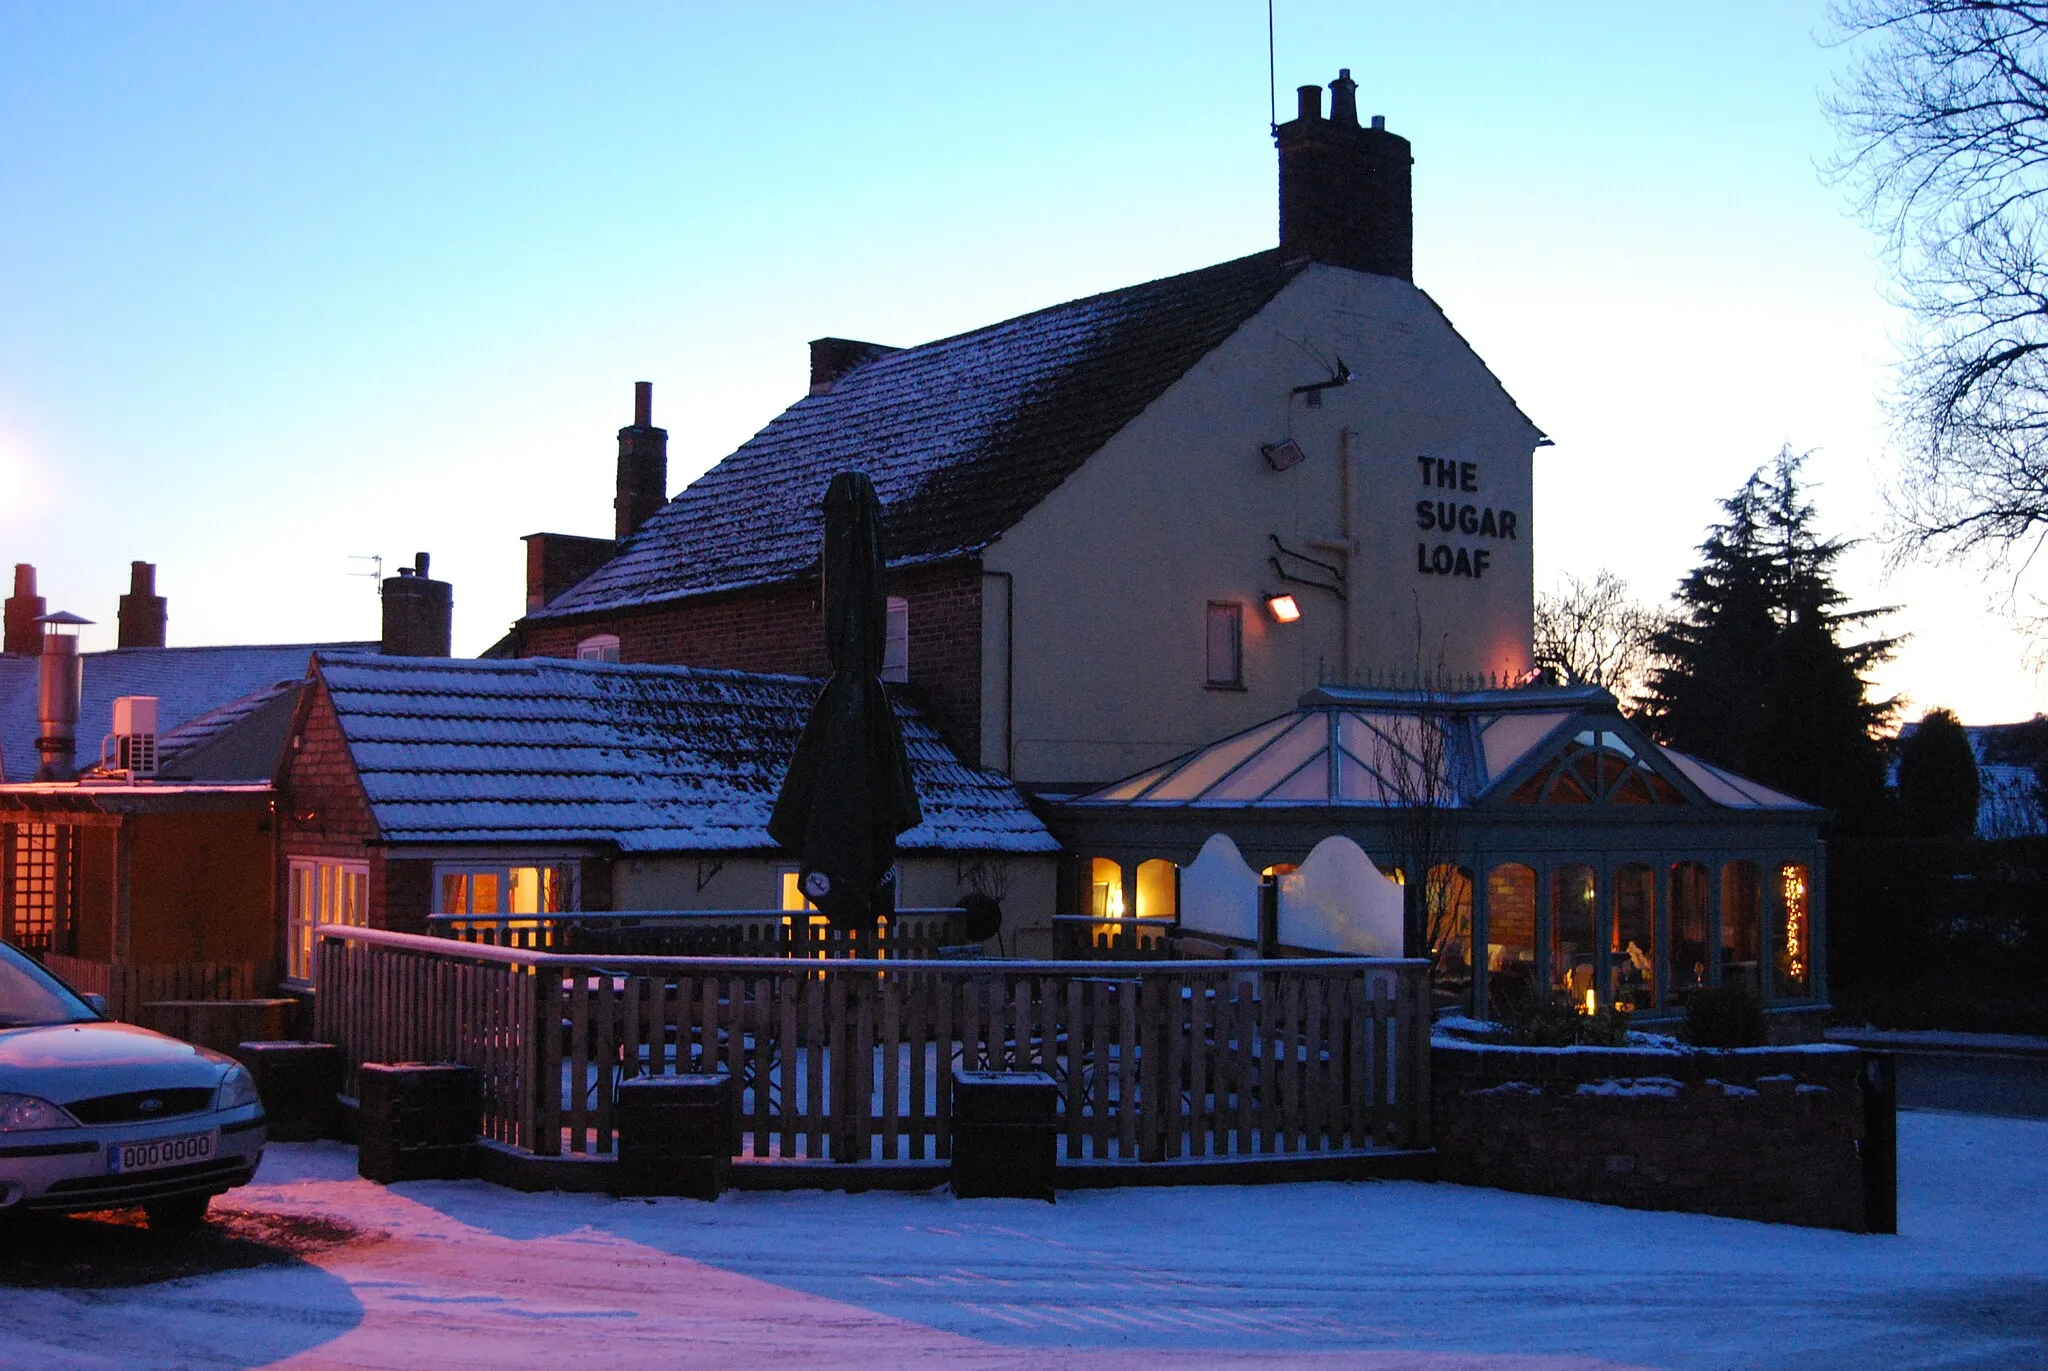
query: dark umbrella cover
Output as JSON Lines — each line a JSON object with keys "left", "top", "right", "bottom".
{"left": 768, "top": 471, "right": 923, "bottom": 929}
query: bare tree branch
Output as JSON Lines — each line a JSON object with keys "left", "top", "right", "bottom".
{"left": 1532, "top": 569, "right": 1670, "bottom": 712}
{"left": 1827, "top": 2, "right": 2048, "bottom": 609}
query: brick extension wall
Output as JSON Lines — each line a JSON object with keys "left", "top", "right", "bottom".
{"left": 1432, "top": 1040, "right": 1872, "bottom": 1231}
{"left": 521, "top": 559, "right": 986, "bottom": 764}
{"left": 277, "top": 681, "right": 414, "bottom": 936}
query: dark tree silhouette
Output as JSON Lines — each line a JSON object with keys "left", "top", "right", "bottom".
{"left": 1641, "top": 449, "right": 1899, "bottom": 826}
{"left": 1897, "top": 707, "right": 1983, "bottom": 838}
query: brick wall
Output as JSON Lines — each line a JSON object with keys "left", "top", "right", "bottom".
{"left": 277, "top": 680, "right": 389, "bottom": 932}
{"left": 522, "top": 559, "right": 985, "bottom": 763}
{"left": 1432, "top": 1040, "right": 1874, "bottom": 1231}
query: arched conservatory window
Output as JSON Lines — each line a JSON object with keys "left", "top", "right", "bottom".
{"left": 1134, "top": 858, "right": 1177, "bottom": 920}
{"left": 1089, "top": 857, "right": 1124, "bottom": 920}
{"left": 1721, "top": 860, "right": 1762, "bottom": 995}
{"left": 1611, "top": 863, "right": 1655, "bottom": 1012}
{"left": 1428, "top": 865, "right": 1474, "bottom": 1015}
{"left": 1551, "top": 864, "right": 1597, "bottom": 1002}
{"left": 1486, "top": 864, "right": 1537, "bottom": 1007}
{"left": 1668, "top": 862, "right": 1710, "bottom": 1005}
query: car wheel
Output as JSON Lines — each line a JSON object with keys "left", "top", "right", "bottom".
{"left": 144, "top": 1195, "right": 212, "bottom": 1232}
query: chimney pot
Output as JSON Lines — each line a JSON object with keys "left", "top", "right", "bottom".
{"left": 615, "top": 382, "right": 671, "bottom": 540}
{"left": 1329, "top": 69, "right": 1359, "bottom": 126}
{"left": 415, "top": 552, "right": 430, "bottom": 578}
{"left": 1371, "top": 114, "right": 1385, "bottom": 131}
{"left": 116, "top": 560, "right": 168, "bottom": 649}
{"left": 1296, "top": 85, "right": 1322, "bottom": 122}
{"left": 4, "top": 563, "right": 45, "bottom": 655}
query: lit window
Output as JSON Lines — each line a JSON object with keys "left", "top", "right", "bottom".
{"left": 1135, "top": 858, "right": 1178, "bottom": 919}
{"left": 1776, "top": 863, "right": 1811, "bottom": 997}
{"left": 577, "top": 634, "right": 620, "bottom": 663}
{"left": 780, "top": 869, "right": 820, "bottom": 913}
{"left": 286, "top": 857, "right": 369, "bottom": 983}
{"left": 882, "top": 597, "right": 909, "bottom": 683}
{"left": 1205, "top": 602, "right": 1243, "bottom": 688}
{"left": 434, "top": 863, "right": 574, "bottom": 917}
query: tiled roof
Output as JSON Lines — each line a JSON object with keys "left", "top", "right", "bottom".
{"left": 0, "top": 643, "right": 368, "bottom": 783}
{"left": 534, "top": 251, "right": 1305, "bottom": 619}
{"left": 315, "top": 653, "right": 1058, "bottom": 854}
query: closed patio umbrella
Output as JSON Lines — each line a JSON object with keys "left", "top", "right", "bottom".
{"left": 768, "top": 471, "right": 922, "bottom": 930}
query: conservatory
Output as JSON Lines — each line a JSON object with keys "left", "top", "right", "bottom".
{"left": 1051, "top": 684, "right": 1828, "bottom": 1029}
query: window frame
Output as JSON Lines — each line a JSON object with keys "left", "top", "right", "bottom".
{"left": 882, "top": 597, "right": 910, "bottom": 684}
{"left": 285, "top": 857, "right": 370, "bottom": 985}
{"left": 1205, "top": 601, "right": 1245, "bottom": 690}
{"left": 431, "top": 862, "right": 578, "bottom": 917}
{"left": 576, "top": 634, "right": 621, "bottom": 663}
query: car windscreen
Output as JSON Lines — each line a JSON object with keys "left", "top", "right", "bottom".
{"left": 0, "top": 942, "right": 97, "bottom": 1027}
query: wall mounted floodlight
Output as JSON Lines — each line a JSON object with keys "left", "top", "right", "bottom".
{"left": 1266, "top": 594, "right": 1302, "bottom": 623}
{"left": 1261, "top": 438, "right": 1306, "bottom": 471}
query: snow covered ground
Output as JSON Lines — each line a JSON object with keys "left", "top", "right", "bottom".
{"left": 2, "top": 1111, "right": 2043, "bottom": 1370}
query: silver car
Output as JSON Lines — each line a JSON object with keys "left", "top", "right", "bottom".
{"left": 0, "top": 941, "right": 265, "bottom": 1230}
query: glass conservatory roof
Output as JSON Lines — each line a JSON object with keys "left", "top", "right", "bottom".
{"left": 1071, "top": 685, "right": 1819, "bottom": 812}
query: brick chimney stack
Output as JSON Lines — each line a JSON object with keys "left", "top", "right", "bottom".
{"left": 3, "top": 564, "right": 44, "bottom": 655}
{"left": 1275, "top": 69, "right": 1414, "bottom": 281}
{"left": 380, "top": 552, "right": 453, "bottom": 657}
{"left": 117, "top": 561, "right": 168, "bottom": 648}
{"left": 614, "top": 381, "right": 669, "bottom": 541}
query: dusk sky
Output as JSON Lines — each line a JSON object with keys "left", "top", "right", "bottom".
{"left": 3, "top": 2, "right": 2040, "bottom": 723}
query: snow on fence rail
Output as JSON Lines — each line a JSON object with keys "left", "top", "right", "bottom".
{"left": 428, "top": 908, "right": 966, "bottom": 959}
{"left": 313, "top": 928, "right": 1432, "bottom": 1165}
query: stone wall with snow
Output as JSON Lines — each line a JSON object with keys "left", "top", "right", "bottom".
{"left": 1432, "top": 1040, "right": 1874, "bottom": 1231}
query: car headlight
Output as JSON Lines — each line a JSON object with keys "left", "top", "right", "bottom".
{"left": 0, "top": 1092, "right": 80, "bottom": 1132}
{"left": 214, "top": 1064, "right": 261, "bottom": 1112}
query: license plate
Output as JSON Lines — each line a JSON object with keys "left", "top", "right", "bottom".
{"left": 109, "top": 1129, "right": 218, "bottom": 1175}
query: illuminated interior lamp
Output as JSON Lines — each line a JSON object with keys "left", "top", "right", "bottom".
{"left": 1266, "top": 594, "right": 1302, "bottom": 623}
{"left": 1583, "top": 987, "right": 1597, "bottom": 1016}
{"left": 1105, "top": 883, "right": 1126, "bottom": 919}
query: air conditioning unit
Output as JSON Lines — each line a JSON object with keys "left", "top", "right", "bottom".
{"left": 104, "top": 695, "right": 159, "bottom": 778}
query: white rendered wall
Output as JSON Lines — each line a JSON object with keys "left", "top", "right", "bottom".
{"left": 988, "top": 264, "right": 1542, "bottom": 787}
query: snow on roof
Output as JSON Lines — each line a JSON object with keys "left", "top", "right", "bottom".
{"left": 314, "top": 652, "right": 1057, "bottom": 855}
{"left": 531, "top": 252, "right": 1306, "bottom": 620}
{"left": 1068, "top": 685, "right": 1818, "bottom": 812}
{"left": 0, "top": 642, "right": 367, "bottom": 783}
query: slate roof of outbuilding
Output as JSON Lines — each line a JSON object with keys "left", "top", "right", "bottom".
{"left": 0, "top": 643, "right": 369, "bottom": 783}
{"left": 313, "top": 653, "right": 1058, "bottom": 854}
{"left": 533, "top": 250, "right": 1307, "bottom": 619}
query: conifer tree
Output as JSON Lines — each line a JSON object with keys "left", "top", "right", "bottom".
{"left": 1642, "top": 450, "right": 1898, "bottom": 825}
{"left": 1896, "top": 707, "right": 1981, "bottom": 839}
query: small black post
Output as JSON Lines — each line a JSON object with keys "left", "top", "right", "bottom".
{"left": 950, "top": 1068, "right": 1058, "bottom": 1200}
{"left": 1860, "top": 1052, "right": 1897, "bottom": 1235}
{"left": 615, "top": 1073, "right": 736, "bottom": 1199}
{"left": 1258, "top": 877, "right": 1279, "bottom": 957}
{"left": 357, "top": 1062, "right": 479, "bottom": 1183}
{"left": 236, "top": 1040, "right": 342, "bottom": 1142}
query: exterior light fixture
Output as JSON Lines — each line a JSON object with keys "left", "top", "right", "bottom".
{"left": 1267, "top": 594, "right": 1302, "bottom": 623}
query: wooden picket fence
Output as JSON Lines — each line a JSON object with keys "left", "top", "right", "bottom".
{"left": 314, "top": 928, "right": 1431, "bottom": 1166}
{"left": 1051, "top": 915, "right": 1177, "bottom": 960}
{"left": 428, "top": 909, "right": 967, "bottom": 960}
{"left": 41, "top": 953, "right": 270, "bottom": 1022}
